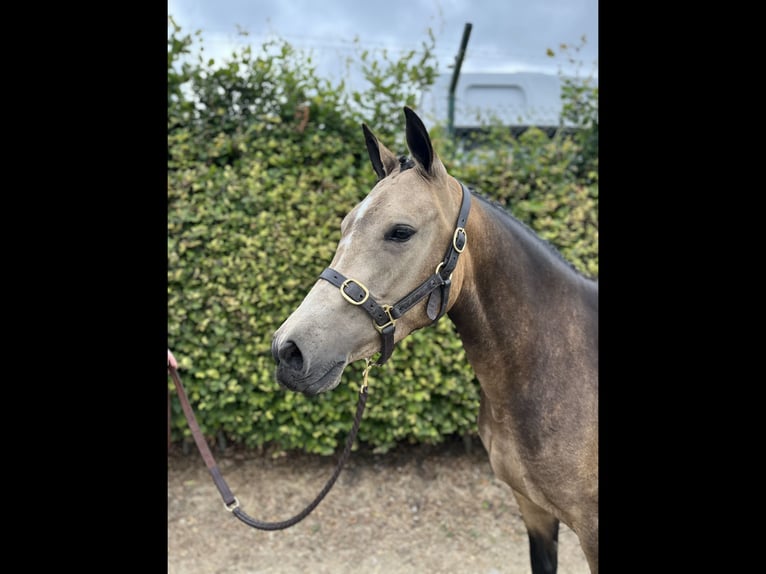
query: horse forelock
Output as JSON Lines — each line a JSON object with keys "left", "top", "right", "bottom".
{"left": 397, "top": 155, "right": 415, "bottom": 172}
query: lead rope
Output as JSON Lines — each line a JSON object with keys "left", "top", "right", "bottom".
{"left": 169, "top": 358, "right": 374, "bottom": 531}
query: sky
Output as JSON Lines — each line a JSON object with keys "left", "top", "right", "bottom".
{"left": 167, "top": 0, "right": 598, "bottom": 82}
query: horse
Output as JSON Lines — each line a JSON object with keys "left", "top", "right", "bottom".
{"left": 271, "top": 107, "right": 598, "bottom": 573}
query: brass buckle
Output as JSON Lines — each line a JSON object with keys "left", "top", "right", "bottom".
{"left": 340, "top": 278, "right": 370, "bottom": 305}
{"left": 373, "top": 305, "right": 396, "bottom": 333}
{"left": 435, "top": 261, "right": 453, "bottom": 281}
{"left": 453, "top": 227, "right": 467, "bottom": 253}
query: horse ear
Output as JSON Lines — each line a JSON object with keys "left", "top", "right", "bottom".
{"left": 404, "top": 106, "right": 445, "bottom": 179}
{"left": 362, "top": 123, "right": 398, "bottom": 181}
{"left": 404, "top": 106, "right": 433, "bottom": 173}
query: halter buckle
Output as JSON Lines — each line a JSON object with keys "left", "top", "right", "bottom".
{"left": 373, "top": 305, "right": 396, "bottom": 333}
{"left": 340, "top": 278, "right": 370, "bottom": 306}
{"left": 453, "top": 227, "right": 467, "bottom": 253}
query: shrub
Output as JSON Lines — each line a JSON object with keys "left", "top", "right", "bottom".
{"left": 168, "top": 18, "right": 597, "bottom": 454}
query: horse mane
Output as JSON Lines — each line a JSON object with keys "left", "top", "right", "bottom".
{"left": 468, "top": 186, "right": 596, "bottom": 282}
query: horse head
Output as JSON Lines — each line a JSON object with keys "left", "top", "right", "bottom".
{"left": 272, "top": 107, "right": 469, "bottom": 395}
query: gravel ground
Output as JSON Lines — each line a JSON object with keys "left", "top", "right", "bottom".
{"left": 168, "top": 438, "right": 590, "bottom": 573}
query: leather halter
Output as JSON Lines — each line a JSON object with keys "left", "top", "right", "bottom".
{"left": 320, "top": 179, "right": 471, "bottom": 365}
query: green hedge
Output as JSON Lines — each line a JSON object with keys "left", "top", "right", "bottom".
{"left": 168, "top": 19, "right": 597, "bottom": 454}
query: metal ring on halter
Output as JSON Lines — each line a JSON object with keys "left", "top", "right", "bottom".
{"left": 224, "top": 497, "right": 241, "bottom": 512}
{"left": 435, "top": 261, "right": 453, "bottom": 281}
{"left": 373, "top": 305, "right": 396, "bottom": 333}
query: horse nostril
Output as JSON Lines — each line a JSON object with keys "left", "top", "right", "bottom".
{"left": 278, "top": 340, "right": 304, "bottom": 372}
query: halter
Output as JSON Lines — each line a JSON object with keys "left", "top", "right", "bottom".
{"left": 319, "top": 179, "right": 471, "bottom": 365}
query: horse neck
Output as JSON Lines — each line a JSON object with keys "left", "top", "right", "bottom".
{"left": 448, "top": 196, "right": 593, "bottom": 395}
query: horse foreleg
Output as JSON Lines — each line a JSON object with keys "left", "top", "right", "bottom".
{"left": 513, "top": 490, "right": 560, "bottom": 574}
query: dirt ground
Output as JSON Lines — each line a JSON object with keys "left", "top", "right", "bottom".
{"left": 168, "top": 436, "right": 590, "bottom": 574}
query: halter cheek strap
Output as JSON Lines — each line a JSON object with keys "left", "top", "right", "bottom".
{"left": 319, "top": 180, "right": 471, "bottom": 366}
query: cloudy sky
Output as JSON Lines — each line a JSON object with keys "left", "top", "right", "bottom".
{"left": 168, "top": 0, "right": 598, "bottom": 81}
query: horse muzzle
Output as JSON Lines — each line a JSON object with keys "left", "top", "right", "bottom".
{"left": 271, "top": 337, "right": 347, "bottom": 396}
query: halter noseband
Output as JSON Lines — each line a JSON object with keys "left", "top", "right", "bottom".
{"left": 319, "top": 180, "right": 471, "bottom": 365}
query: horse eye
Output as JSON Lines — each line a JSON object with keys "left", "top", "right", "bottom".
{"left": 385, "top": 225, "right": 416, "bottom": 243}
